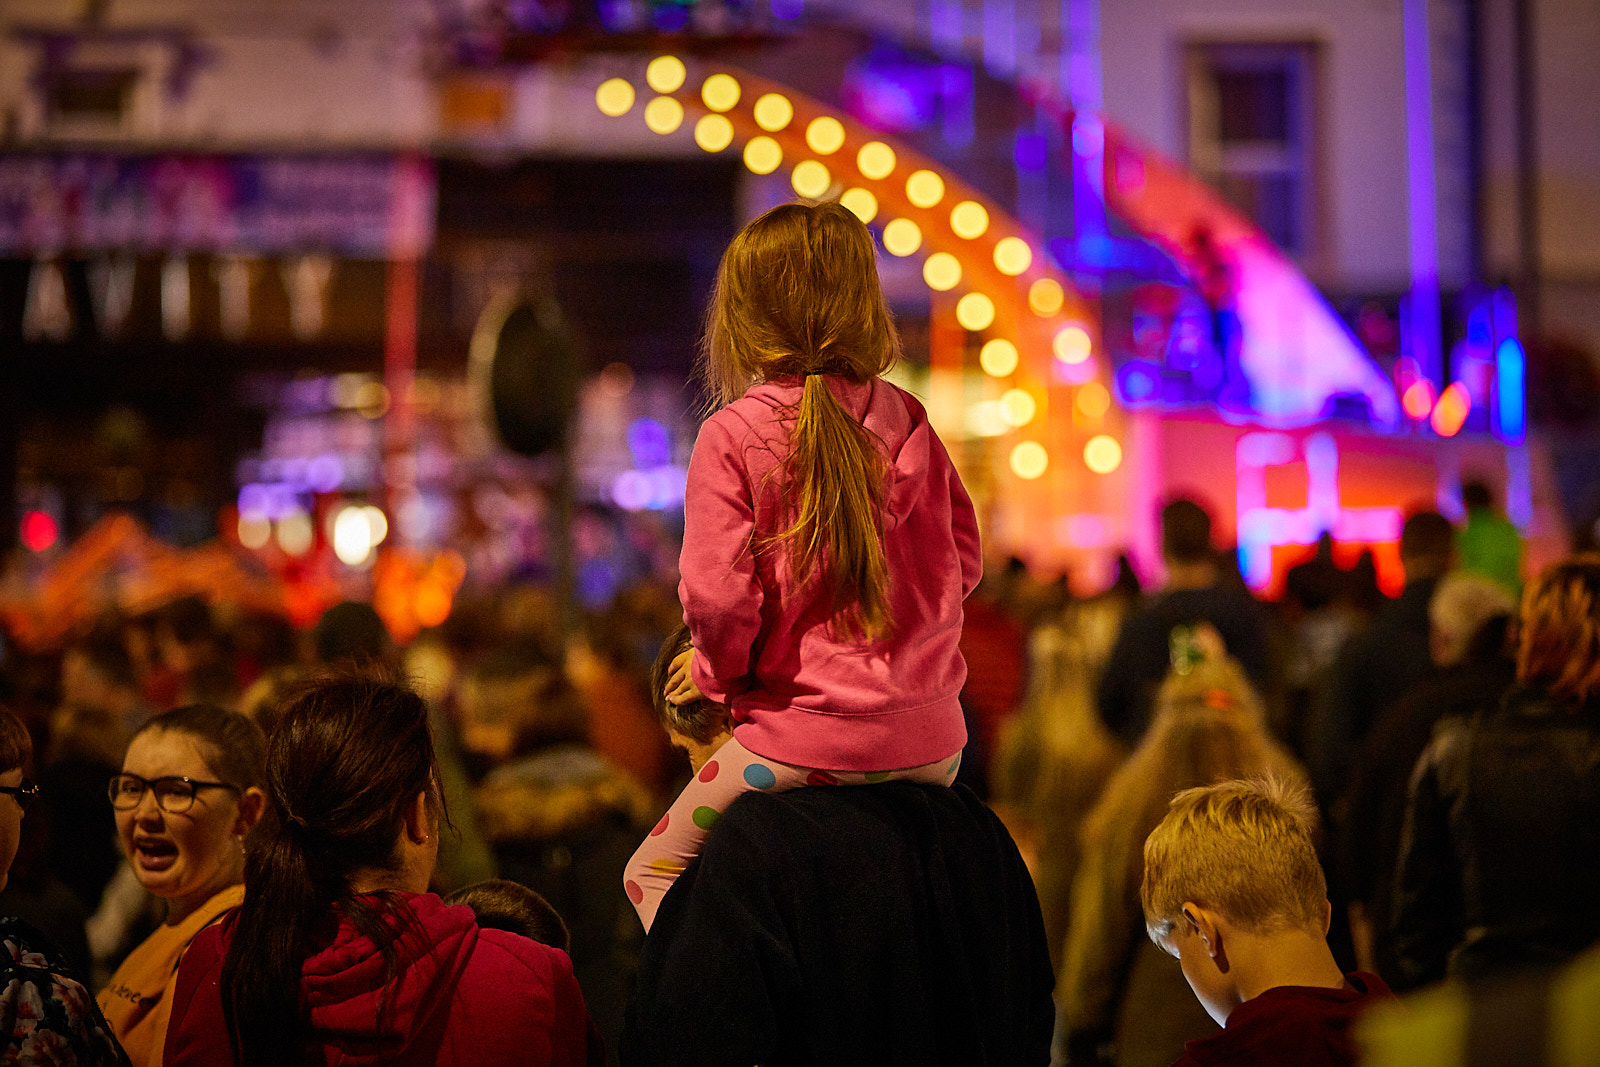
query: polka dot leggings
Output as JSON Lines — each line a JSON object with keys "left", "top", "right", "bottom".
{"left": 624, "top": 736, "right": 962, "bottom": 931}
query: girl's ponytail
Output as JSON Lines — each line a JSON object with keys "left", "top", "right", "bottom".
{"left": 778, "top": 373, "right": 890, "bottom": 640}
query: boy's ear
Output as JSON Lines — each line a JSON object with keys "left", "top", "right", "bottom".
{"left": 1182, "top": 903, "right": 1222, "bottom": 958}
{"left": 1319, "top": 898, "right": 1333, "bottom": 936}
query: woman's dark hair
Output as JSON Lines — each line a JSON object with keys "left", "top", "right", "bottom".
{"left": 135, "top": 705, "right": 266, "bottom": 790}
{"left": 220, "top": 673, "right": 441, "bottom": 1067}
{"left": 0, "top": 706, "right": 32, "bottom": 776}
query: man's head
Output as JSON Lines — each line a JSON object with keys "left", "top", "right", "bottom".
{"left": 651, "top": 625, "right": 731, "bottom": 774}
{"left": 1429, "top": 572, "right": 1516, "bottom": 667}
{"left": 1161, "top": 499, "right": 1215, "bottom": 567}
{"left": 1399, "top": 511, "right": 1454, "bottom": 583}
{"left": 1461, "top": 481, "right": 1493, "bottom": 512}
{"left": 1142, "top": 777, "right": 1329, "bottom": 1022}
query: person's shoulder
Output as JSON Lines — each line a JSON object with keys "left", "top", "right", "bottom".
{"left": 470, "top": 927, "right": 576, "bottom": 990}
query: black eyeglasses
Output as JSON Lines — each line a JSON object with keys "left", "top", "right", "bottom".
{"left": 0, "top": 780, "right": 37, "bottom": 814}
{"left": 108, "top": 774, "right": 241, "bottom": 814}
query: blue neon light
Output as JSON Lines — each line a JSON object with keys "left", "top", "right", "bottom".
{"left": 1495, "top": 338, "right": 1526, "bottom": 442}
{"left": 1116, "top": 361, "right": 1160, "bottom": 406}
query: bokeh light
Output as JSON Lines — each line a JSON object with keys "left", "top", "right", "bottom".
{"left": 1430, "top": 381, "right": 1471, "bottom": 437}
{"left": 840, "top": 187, "right": 878, "bottom": 223}
{"left": 791, "top": 160, "right": 831, "bottom": 198}
{"left": 1030, "top": 278, "right": 1065, "bottom": 315}
{"left": 1084, "top": 435, "right": 1123, "bottom": 473}
{"left": 595, "top": 78, "right": 635, "bottom": 117}
{"left": 694, "top": 113, "right": 734, "bottom": 152}
{"left": 644, "top": 96, "right": 684, "bottom": 134}
{"left": 753, "top": 92, "right": 794, "bottom": 131}
{"left": 1009, "top": 441, "right": 1049, "bottom": 479}
{"left": 806, "top": 116, "right": 846, "bottom": 155}
{"left": 857, "top": 141, "right": 896, "bottom": 179}
{"left": 743, "top": 136, "right": 782, "bottom": 174}
{"left": 980, "top": 339, "right": 1019, "bottom": 377}
{"left": 237, "top": 512, "right": 271, "bottom": 549}
{"left": 922, "top": 252, "right": 961, "bottom": 291}
{"left": 646, "top": 56, "right": 686, "bottom": 94}
{"left": 700, "top": 73, "right": 741, "bottom": 112}
{"left": 333, "top": 506, "right": 378, "bottom": 566}
{"left": 1402, "top": 379, "right": 1435, "bottom": 420}
{"left": 1076, "top": 381, "right": 1111, "bottom": 418}
{"left": 994, "top": 237, "right": 1032, "bottom": 275}
{"left": 20, "top": 511, "right": 57, "bottom": 552}
{"left": 906, "top": 170, "right": 945, "bottom": 208}
{"left": 999, "top": 389, "right": 1037, "bottom": 426}
{"left": 950, "top": 201, "right": 989, "bottom": 239}
{"left": 276, "top": 508, "right": 313, "bottom": 556}
{"left": 955, "top": 292, "right": 995, "bottom": 331}
{"left": 882, "top": 218, "right": 922, "bottom": 256}
{"left": 1053, "top": 324, "right": 1092, "bottom": 363}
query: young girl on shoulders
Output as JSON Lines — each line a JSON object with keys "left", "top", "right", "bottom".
{"left": 624, "top": 199, "right": 982, "bottom": 930}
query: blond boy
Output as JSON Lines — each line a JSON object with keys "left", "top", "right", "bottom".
{"left": 1141, "top": 778, "right": 1393, "bottom": 1066}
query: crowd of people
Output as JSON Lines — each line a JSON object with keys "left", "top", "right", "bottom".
{"left": 0, "top": 198, "right": 1593, "bottom": 1066}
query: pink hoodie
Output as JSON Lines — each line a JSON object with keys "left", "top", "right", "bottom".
{"left": 163, "top": 893, "right": 596, "bottom": 1067}
{"left": 680, "top": 375, "right": 981, "bottom": 772}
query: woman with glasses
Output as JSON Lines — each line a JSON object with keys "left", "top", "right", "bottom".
{"left": 97, "top": 705, "right": 264, "bottom": 1067}
{"left": 0, "top": 702, "right": 129, "bottom": 1064}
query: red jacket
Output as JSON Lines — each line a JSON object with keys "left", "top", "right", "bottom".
{"left": 1172, "top": 971, "right": 1393, "bottom": 1066}
{"left": 163, "top": 892, "right": 596, "bottom": 1067}
{"left": 681, "top": 375, "right": 981, "bottom": 772}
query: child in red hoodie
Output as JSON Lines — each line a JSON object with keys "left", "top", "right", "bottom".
{"left": 1141, "top": 778, "right": 1395, "bottom": 1067}
{"left": 624, "top": 200, "right": 982, "bottom": 931}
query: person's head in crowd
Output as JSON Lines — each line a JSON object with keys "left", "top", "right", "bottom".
{"left": 222, "top": 673, "right": 444, "bottom": 1063}
{"left": 155, "top": 596, "right": 221, "bottom": 675}
{"left": 0, "top": 706, "right": 37, "bottom": 892}
{"left": 111, "top": 704, "right": 266, "bottom": 923}
{"left": 1160, "top": 498, "right": 1219, "bottom": 589}
{"left": 1517, "top": 554, "right": 1600, "bottom": 705}
{"left": 651, "top": 624, "right": 731, "bottom": 775}
{"left": 236, "top": 664, "right": 308, "bottom": 739}
{"left": 1399, "top": 511, "right": 1455, "bottom": 584}
{"left": 1461, "top": 480, "right": 1494, "bottom": 513}
{"left": 446, "top": 879, "right": 570, "bottom": 953}
{"left": 61, "top": 629, "right": 141, "bottom": 718}
{"left": 1141, "top": 777, "right": 1338, "bottom": 1025}
{"left": 458, "top": 639, "right": 588, "bottom": 767}
{"left": 311, "top": 602, "right": 395, "bottom": 669}
{"left": 48, "top": 701, "right": 128, "bottom": 768}
{"left": 1429, "top": 573, "right": 1517, "bottom": 668}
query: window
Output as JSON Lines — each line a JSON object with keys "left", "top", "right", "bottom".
{"left": 1187, "top": 43, "right": 1318, "bottom": 257}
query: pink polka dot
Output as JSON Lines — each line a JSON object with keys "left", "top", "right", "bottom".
{"left": 807, "top": 770, "right": 838, "bottom": 786}
{"left": 625, "top": 880, "right": 644, "bottom": 905}
{"left": 698, "top": 759, "right": 720, "bottom": 783}
{"left": 650, "top": 813, "right": 670, "bottom": 836}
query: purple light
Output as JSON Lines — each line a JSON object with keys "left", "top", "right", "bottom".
{"left": 1014, "top": 132, "right": 1048, "bottom": 172}
{"left": 627, "top": 417, "right": 672, "bottom": 468}
{"left": 1116, "top": 361, "right": 1160, "bottom": 405}
{"left": 771, "top": 0, "right": 803, "bottom": 19}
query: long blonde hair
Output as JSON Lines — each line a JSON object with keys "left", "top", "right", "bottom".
{"left": 701, "top": 200, "right": 900, "bottom": 639}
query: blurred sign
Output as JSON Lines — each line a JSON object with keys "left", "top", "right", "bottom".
{"left": 0, "top": 153, "right": 435, "bottom": 256}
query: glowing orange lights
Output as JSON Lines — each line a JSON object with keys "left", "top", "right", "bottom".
{"left": 980, "top": 339, "right": 1019, "bottom": 377}
{"left": 1076, "top": 382, "right": 1111, "bottom": 419}
{"left": 1009, "top": 441, "right": 1049, "bottom": 479}
{"left": 1053, "top": 325, "right": 1092, "bottom": 364}
{"left": 595, "top": 78, "right": 635, "bottom": 116}
{"left": 1083, "top": 435, "right": 1123, "bottom": 474}
{"left": 20, "top": 511, "right": 57, "bottom": 552}
{"left": 1402, "top": 380, "right": 1436, "bottom": 420}
{"left": 1430, "top": 382, "right": 1471, "bottom": 437}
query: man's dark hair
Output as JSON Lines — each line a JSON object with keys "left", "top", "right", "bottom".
{"left": 66, "top": 630, "right": 138, "bottom": 690}
{"left": 1400, "top": 511, "right": 1454, "bottom": 561}
{"left": 312, "top": 602, "right": 392, "bottom": 666}
{"left": 447, "top": 879, "right": 571, "bottom": 953}
{"left": 1461, "top": 481, "right": 1493, "bottom": 511}
{"left": 650, "top": 624, "right": 728, "bottom": 745}
{"left": 1161, "top": 499, "right": 1214, "bottom": 564}
{"left": 160, "top": 595, "right": 216, "bottom": 646}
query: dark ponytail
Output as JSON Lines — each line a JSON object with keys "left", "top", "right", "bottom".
{"left": 220, "top": 673, "right": 440, "bottom": 1067}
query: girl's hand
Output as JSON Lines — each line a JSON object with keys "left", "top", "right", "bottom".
{"left": 664, "top": 647, "right": 706, "bottom": 706}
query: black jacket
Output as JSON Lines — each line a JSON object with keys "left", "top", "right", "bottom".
{"left": 1391, "top": 685, "right": 1600, "bottom": 989}
{"left": 621, "top": 783, "right": 1055, "bottom": 1067}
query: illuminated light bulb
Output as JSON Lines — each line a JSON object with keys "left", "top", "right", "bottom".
{"left": 999, "top": 388, "right": 1037, "bottom": 426}
{"left": 1076, "top": 381, "right": 1111, "bottom": 418}
{"left": 753, "top": 93, "right": 794, "bottom": 131}
{"left": 743, "top": 136, "right": 782, "bottom": 175}
{"left": 906, "top": 169, "right": 945, "bottom": 209}
{"left": 882, "top": 218, "right": 922, "bottom": 257}
{"left": 993, "top": 236, "right": 1032, "bottom": 275}
{"left": 333, "top": 506, "right": 375, "bottom": 566}
{"left": 955, "top": 292, "right": 995, "bottom": 331}
{"left": 700, "top": 73, "right": 741, "bottom": 112}
{"left": 1402, "top": 379, "right": 1436, "bottom": 420}
{"left": 646, "top": 56, "right": 686, "bottom": 94}
{"left": 1430, "top": 381, "right": 1471, "bottom": 437}
{"left": 806, "top": 116, "right": 846, "bottom": 155}
{"left": 1053, "top": 324, "right": 1092, "bottom": 364}
{"left": 969, "top": 400, "right": 1009, "bottom": 438}
{"left": 595, "top": 78, "right": 635, "bottom": 117}
{"left": 979, "top": 339, "right": 1019, "bottom": 377}
{"left": 362, "top": 506, "right": 388, "bottom": 545}
{"left": 1010, "top": 441, "right": 1049, "bottom": 480}
{"left": 644, "top": 96, "right": 684, "bottom": 134}
{"left": 840, "top": 187, "right": 878, "bottom": 223}
{"left": 857, "top": 141, "right": 896, "bottom": 180}
{"left": 950, "top": 201, "right": 989, "bottom": 239}
{"left": 922, "top": 252, "right": 961, "bottom": 291}
{"left": 791, "top": 160, "right": 831, "bottom": 199}
{"left": 694, "top": 113, "right": 734, "bottom": 152}
{"left": 237, "top": 513, "right": 271, "bottom": 550}
{"left": 1030, "top": 278, "right": 1065, "bottom": 316}
{"left": 276, "top": 509, "right": 313, "bottom": 557}
{"left": 1084, "top": 434, "right": 1123, "bottom": 474}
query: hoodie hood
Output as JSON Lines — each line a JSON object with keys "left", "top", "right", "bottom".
{"left": 301, "top": 893, "right": 477, "bottom": 1065}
